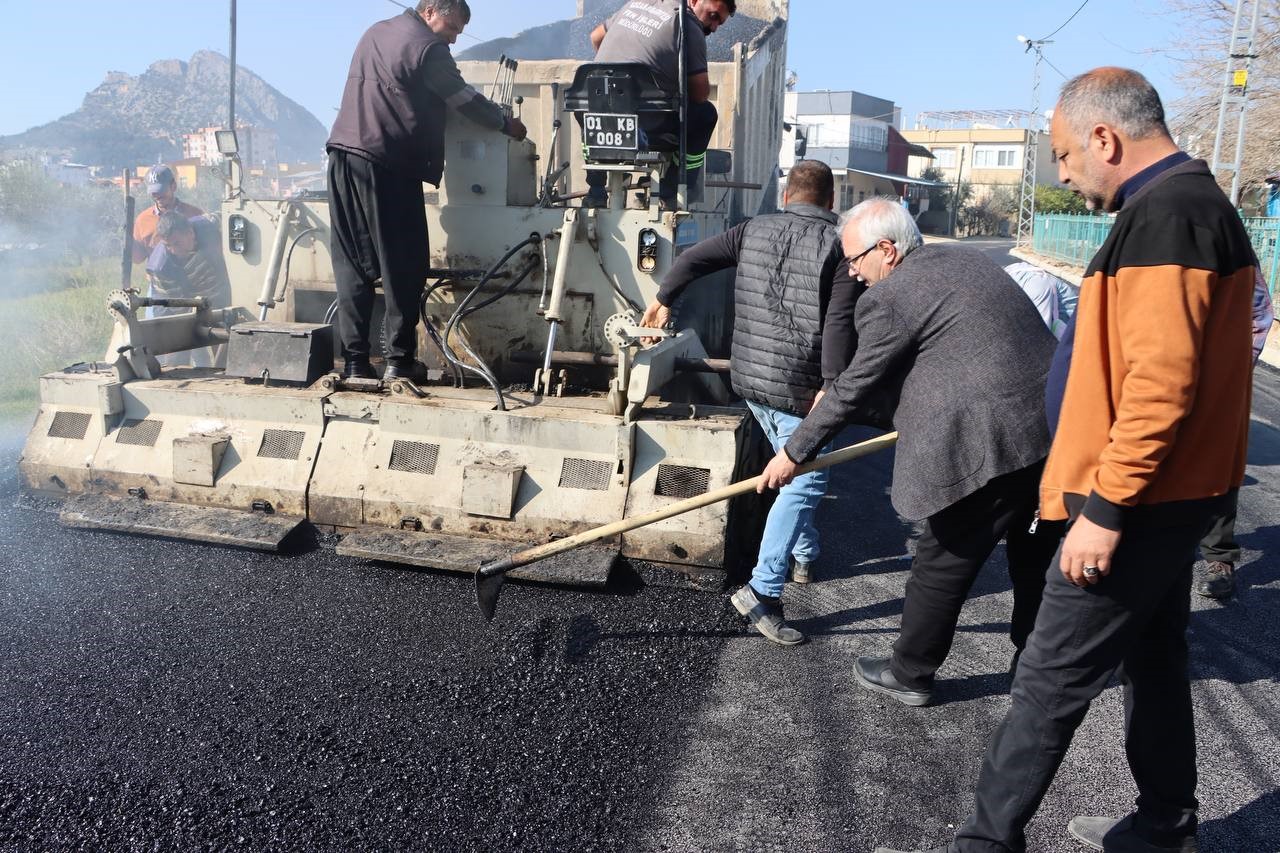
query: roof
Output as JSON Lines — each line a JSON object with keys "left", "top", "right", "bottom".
{"left": 846, "top": 167, "right": 950, "bottom": 188}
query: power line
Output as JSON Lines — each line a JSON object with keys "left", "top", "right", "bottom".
{"left": 1040, "top": 52, "right": 1070, "bottom": 80}
{"left": 1037, "top": 0, "right": 1091, "bottom": 42}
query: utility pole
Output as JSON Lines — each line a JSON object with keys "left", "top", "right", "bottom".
{"left": 229, "top": 0, "right": 237, "bottom": 133}
{"left": 1210, "top": 0, "right": 1261, "bottom": 206}
{"left": 950, "top": 147, "right": 966, "bottom": 237}
{"left": 1015, "top": 35, "right": 1051, "bottom": 248}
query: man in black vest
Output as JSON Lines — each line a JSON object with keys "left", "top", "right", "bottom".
{"left": 326, "top": 0, "right": 527, "bottom": 381}
{"left": 759, "top": 198, "right": 1061, "bottom": 701}
{"left": 640, "top": 160, "right": 860, "bottom": 645}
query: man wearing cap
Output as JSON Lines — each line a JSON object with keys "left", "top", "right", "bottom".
{"left": 132, "top": 164, "right": 203, "bottom": 265}
{"left": 326, "top": 0, "right": 528, "bottom": 382}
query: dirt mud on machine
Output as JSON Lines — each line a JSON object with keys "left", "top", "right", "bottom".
{"left": 19, "top": 2, "right": 793, "bottom": 594}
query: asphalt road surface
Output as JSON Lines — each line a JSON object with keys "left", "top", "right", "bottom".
{"left": 2, "top": 365, "right": 1278, "bottom": 852}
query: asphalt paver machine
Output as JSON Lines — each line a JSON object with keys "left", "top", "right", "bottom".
{"left": 19, "top": 1, "right": 791, "bottom": 590}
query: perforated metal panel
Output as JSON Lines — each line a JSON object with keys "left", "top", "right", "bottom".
{"left": 115, "top": 419, "right": 163, "bottom": 447}
{"left": 389, "top": 440, "right": 440, "bottom": 475}
{"left": 655, "top": 464, "right": 711, "bottom": 499}
{"left": 559, "top": 458, "right": 612, "bottom": 491}
{"left": 257, "top": 429, "right": 306, "bottom": 460}
{"left": 47, "top": 411, "right": 91, "bottom": 440}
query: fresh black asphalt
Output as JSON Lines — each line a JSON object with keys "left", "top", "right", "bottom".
{"left": 2, "top": 364, "right": 1278, "bottom": 852}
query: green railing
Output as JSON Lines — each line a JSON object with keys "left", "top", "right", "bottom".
{"left": 1034, "top": 213, "right": 1280, "bottom": 296}
{"left": 1243, "top": 217, "right": 1280, "bottom": 294}
{"left": 1031, "top": 213, "right": 1115, "bottom": 268}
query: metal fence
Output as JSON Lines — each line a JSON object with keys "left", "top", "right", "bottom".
{"left": 1034, "top": 213, "right": 1280, "bottom": 295}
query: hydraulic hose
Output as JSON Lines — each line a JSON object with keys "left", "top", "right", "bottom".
{"left": 420, "top": 281, "right": 464, "bottom": 386}
{"left": 273, "top": 227, "right": 320, "bottom": 312}
{"left": 440, "top": 236, "right": 542, "bottom": 409}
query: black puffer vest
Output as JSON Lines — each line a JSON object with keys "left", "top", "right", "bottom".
{"left": 731, "top": 203, "right": 841, "bottom": 415}
{"left": 327, "top": 11, "right": 450, "bottom": 186}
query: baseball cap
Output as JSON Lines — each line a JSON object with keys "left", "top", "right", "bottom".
{"left": 146, "top": 164, "right": 176, "bottom": 194}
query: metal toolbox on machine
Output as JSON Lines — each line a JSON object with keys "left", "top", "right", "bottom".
{"left": 225, "top": 321, "right": 334, "bottom": 385}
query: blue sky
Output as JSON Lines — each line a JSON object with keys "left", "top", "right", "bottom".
{"left": 1, "top": 1, "right": 1187, "bottom": 138}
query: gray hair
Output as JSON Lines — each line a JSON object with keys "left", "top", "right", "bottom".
{"left": 841, "top": 197, "right": 924, "bottom": 258}
{"left": 1057, "top": 67, "right": 1169, "bottom": 143}
{"left": 416, "top": 0, "right": 471, "bottom": 21}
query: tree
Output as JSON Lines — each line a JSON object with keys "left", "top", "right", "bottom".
{"left": 960, "top": 186, "right": 1019, "bottom": 236}
{"left": 1166, "top": 0, "right": 1278, "bottom": 205}
{"left": 0, "top": 162, "right": 122, "bottom": 282}
{"left": 1035, "top": 184, "right": 1089, "bottom": 215}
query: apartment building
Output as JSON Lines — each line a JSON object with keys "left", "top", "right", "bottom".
{"left": 780, "top": 90, "right": 944, "bottom": 211}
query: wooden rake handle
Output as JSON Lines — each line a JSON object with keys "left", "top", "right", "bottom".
{"left": 480, "top": 431, "right": 899, "bottom": 578}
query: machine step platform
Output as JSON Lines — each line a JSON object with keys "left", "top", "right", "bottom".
{"left": 60, "top": 493, "right": 306, "bottom": 551}
{"left": 337, "top": 527, "right": 617, "bottom": 587}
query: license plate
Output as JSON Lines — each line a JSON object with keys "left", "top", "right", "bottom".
{"left": 584, "top": 113, "right": 638, "bottom": 150}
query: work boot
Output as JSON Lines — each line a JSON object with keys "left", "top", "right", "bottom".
{"left": 344, "top": 358, "right": 376, "bottom": 380}
{"left": 789, "top": 559, "right": 813, "bottom": 584}
{"left": 1067, "top": 815, "right": 1198, "bottom": 852}
{"left": 383, "top": 360, "right": 431, "bottom": 383}
{"left": 854, "top": 656, "right": 932, "bottom": 707}
{"left": 730, "top": 585, "right": 805, "bottom": 646}
{"left": 1194, "top": 561, "right": 1235, "bottom": 599}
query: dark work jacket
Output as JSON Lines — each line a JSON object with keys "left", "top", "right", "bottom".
{"left": 328, "top": 11, "right": 450, "bottom": 186}
{"left": 657, "top": 203, "right": 857, "bottom": 415}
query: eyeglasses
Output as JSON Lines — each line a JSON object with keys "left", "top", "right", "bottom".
{"left": 848, "top": 238, "right": 895, "bottom": 268}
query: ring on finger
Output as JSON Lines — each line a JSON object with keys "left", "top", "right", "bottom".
{"left": 1083, "top": 565, "right": 1101, "bottom": 578}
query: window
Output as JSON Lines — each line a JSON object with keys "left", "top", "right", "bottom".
{"left": 931, "top": 148, "right": 957, "bottom": 168}
{"left": 973, "top": 145, "right": 1022, "bottom": 169}
{"left": 850, "top": 122, "right": 887, "bottom": 152}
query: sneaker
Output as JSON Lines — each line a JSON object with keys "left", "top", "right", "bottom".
{"left": 1067, "top": 815, "right": 1198, "bottom": 852}
{"left": 790, "top": 559, "right": 813, "bottom": 584}
{"left": 730, "top": 585, "right": 806, "bottom": 646}
{"left": 854, "top": 656, "right": 932, "bottom": 707}
{"left": 1194, "top": 561, "right": 1235, "bottom": 599}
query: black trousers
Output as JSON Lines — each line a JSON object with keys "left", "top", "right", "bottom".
{"left": 953, "top": 508, "right": 1214, "bottom": 852}
{"left": 585, "top": 100, "right": 719, "bottom": 199}
{"left": 327, "top": 150, "right": 429, "bottom": 364}
{"left": 1199, "top": 487, "right": 1240, "bottom": 564}
{"left": 890, "top": 461, "right": 1058, "bottom": 691}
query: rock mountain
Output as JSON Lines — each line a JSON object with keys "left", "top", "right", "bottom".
{"left": 0, "top": 50, "right": 328, "bottom": 169}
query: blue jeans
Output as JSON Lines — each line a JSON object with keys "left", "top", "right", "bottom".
{"left": 746, "top": 400, "right": 830, "bottom": 599}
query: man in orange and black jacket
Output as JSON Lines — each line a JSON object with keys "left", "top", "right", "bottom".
{"left": 884, "top": 68, "right": 1256, "bottom": 853}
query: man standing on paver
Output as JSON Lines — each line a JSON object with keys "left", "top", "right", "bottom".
{"left": 587, "top": 0, "right": 734, "bottom": 207}
{"left": 758, "top": 198, "right": 1060, "bottom": 701}
{"left": 327, "top": 0, "right": 527, "bottom": 382}
{"left": 640, "top": 160, "right": 858, "bottom": 645}
{"left": 873, "top": 68, "right": 1257, "bottom": 853}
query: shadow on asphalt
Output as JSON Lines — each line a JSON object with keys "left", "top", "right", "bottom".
{"left": 1247, "top": 417, "right": 1280, "bottom": 466}
{"left": 1199, "top": 788, "right": 1280, "bottom": 851}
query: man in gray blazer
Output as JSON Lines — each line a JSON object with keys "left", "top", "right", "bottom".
{"left": 759, "top": 197, "right": 1060, "bottom": 706}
